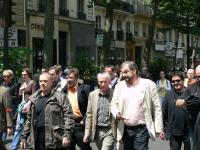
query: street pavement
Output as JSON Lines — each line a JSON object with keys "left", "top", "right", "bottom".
{"left": 5, "top": 136, "right": 182, "bottom": 150}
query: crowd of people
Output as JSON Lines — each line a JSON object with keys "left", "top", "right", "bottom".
{"left": 0, "top": 61, "right": 200, "bottom": 150}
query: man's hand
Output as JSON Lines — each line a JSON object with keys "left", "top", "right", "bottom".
{"left": 62, "top": 137, "right": 70, "bottom": 147}
{"left": 7, "top": 127, "right": 13, "bottom": 136}
{"left": 176, "top": 99, "right": 186, "bottom": 108}
{"left": 158, "top": 132, "right": 165, "bottom": 140}
{"left": 116, "top": 112, "right": 128, "bottom": 120}
{"left": 20, "top": 141, "right": 26, "bottom": 150}
{"left": 83, "top": 135, "right": 89, "bottom": 143}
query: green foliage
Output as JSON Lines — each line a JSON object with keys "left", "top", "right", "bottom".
{"left": 148, "top": 57, "right": 171, "bottom": 80}
{"left": 70, "top": 57, "right": 100, "bottom": 81}
{"left": 158, "top": 0, "right": 200, "bottom": 34}
{"left": 0, "top": 47, "right": 32, "bottom": 79}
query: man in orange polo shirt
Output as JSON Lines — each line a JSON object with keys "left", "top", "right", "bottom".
{"left": 62, "top": 68, "right": 92, "bottom": 150}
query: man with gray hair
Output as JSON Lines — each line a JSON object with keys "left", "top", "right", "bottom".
{"left": 83, "top": 72, "right": 116, "bottom": 149}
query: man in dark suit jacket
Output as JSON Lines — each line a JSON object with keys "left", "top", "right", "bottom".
{"left": 62, "top": 68, "right": 92, "bottom": 150}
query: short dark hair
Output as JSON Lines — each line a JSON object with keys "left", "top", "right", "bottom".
{"left": 66, "top": 68, "right": 80, "bottom": 79}
{"left": 104, "top": 65, "right": 115, "bottom": 72}
{"left": 170, "top": 71, "right": 184, "bottom": 80}
{"left": 49, "top": 65, "right": 59, "bottom": 74}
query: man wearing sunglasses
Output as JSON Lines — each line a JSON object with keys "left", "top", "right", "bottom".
{"left": 162, "top": 71, "right": 190, "bottom": 150}
{"left": 176, "top": 65, "right": 200, "bottom": 150}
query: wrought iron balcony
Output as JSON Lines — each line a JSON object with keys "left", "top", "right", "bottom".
{"left": 77, "top": 12, "right": 86, "bottom": 20}
{"left": 59, "top": 8, "right": 69, "bottom": 17}
{"left": 95, "top": 0, "right": 134, "bottom": 13}
{"left": 126, "top": 32, "right": 133, "bottom": 41}
{"left": 116, "top": 30, "right": 124, "bottom": 41}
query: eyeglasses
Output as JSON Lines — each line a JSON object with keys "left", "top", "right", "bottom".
{"left": 3, "top": 75, "right": 10, "bottom": 78}
{"left": 172, "top": 79, "right": 181, "bottom": 84}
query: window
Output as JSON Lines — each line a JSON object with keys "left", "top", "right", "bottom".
{"left": 142, "top": 23, "right": 146, "bottom": 37}
{"left": 96, "top": 16, "right": 101, "bottom": 30}
{"left": 134, "top": 22, "right": 139, "bottom": 35}
{"left": 169, "top": 30, "right": 172, "bottom": 41}
{"left": 117, "top": 20, "right": 122, "bottom": 30}
{"left": 18, "top": 30, "right": 26, "bottom": 47}
{"left": 77, "top": 0, "right": 84, "bottom": 12}
{"left": 59, "top": 0, "right": 69, "bottom": 16}
{"left": 126, "top": 22, "right": 131, "bottom": 33}
{"left": 38, "top": 0, "right": 45, "bottom": 12}
{"left": 163, "top": 32, "right": 167, "bottom": 42}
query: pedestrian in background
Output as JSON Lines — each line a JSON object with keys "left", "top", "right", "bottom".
{"left": 184, "top": 68, "right": 196, "bottom": 87}
{"left": 104, "top": 65, "right": 118, "bottom": 89}
{"left": 10, "top": 68, "right": 37, "bottom": 150}
{"left": 156, "top": 70, "right": 171, "bottom": 105}
{"left": 1, "top": 69, "right": 19, "bottom": 143}
{"left": 83, "top": 72, "right": 116, "bottom": 150}
{"left": 162, "top": 71, "right": 190, "bottom": 150}
{"left": 111, "top": 61, "right": 163, "bottom": 150}
{"left": 20, "top": 72, "right": 74, "bottom": 150}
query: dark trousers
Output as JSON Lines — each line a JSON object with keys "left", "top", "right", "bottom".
{"left": 0, "top": 132, "right": 7, "bottom": 150}
{"left": 122, "top": 125, "right": 149, "bottom": 150}
{"left": 35, "top": 127, "right": 45, "bottom": 150}
{"left": 170, "top": 135, "right": 191, "bottom": 150}
{"left": 69, "top": 126, "right": 91, "bottom": 150}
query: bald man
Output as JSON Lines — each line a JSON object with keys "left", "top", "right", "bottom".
{"left": 176, "top": 65, "right": 200, "bottom": 150}
{"left": 184, "top": 68, "right": 195, "bottom": 87}
{"left": 20, "top": 73, "right": 74, "bottom": 150}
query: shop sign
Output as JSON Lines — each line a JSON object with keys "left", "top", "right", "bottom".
{"left": 0, "top": 27, "right": 18, "bottom": 47}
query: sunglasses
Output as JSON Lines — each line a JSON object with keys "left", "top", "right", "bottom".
{"left": 172, "top": 79, "right": 181, "bottom": 84}
{"left": 3, "top": 75, "right": 10, "bottom": 78}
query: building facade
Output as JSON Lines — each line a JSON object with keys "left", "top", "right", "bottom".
{"left": 4, "top": 0, "right": 96, "bottom": 73}
{"left": 95, "top": 0, "right": 200, "bottom": 70}
{"left": 1, "top": 0, "right": 200, "bottom": 72}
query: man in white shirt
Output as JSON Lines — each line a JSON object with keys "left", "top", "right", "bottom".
{"left": 111, "top": 61, "right": 163, "bottom": 150}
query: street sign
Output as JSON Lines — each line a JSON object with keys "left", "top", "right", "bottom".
{"left": 96, "top": 34, "right": 103, "bottom": 46}
{"left": 165, "top": 42, "right": 173, "bottom": 50}
{"left": 0, "top": 27, "right": 18, "bottom": 47}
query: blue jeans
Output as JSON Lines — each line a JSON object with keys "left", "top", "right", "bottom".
{"left": 1, "top": 132, "right": 7, "bottom": 143}
{"left": 10, "top": 112, "right": 26, "bottom": 150}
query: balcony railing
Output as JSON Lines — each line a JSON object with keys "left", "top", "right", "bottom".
{"left": 59, "top": 8, "right": 69, "bottom": 17}
{"left": 77, "top": 12, "right": 86, "bottom": 20}
{"left": 115, "top": 1, "right": 134, "bottom": 13}
{"left": 134, "top": 3, "right": 151, "bottom": 16}
{"left": 95, "top": 0, "right": 134, "bottom": 13}
{"left": 116, "top": 30, "right": 124, "bottom": 41}
{"left": 126, "top": 32, "right": 133, "bottom": 41}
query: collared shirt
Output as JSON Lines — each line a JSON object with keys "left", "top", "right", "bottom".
{"left": 68, "top": 83, "right": 82, "bottom": 119}
{"left": 97, "top": 91, "right": 110, "bottom": 127}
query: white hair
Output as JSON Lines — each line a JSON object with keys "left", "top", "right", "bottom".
{"left": 97, "top": 72, "right": 111, "bottom": 81}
